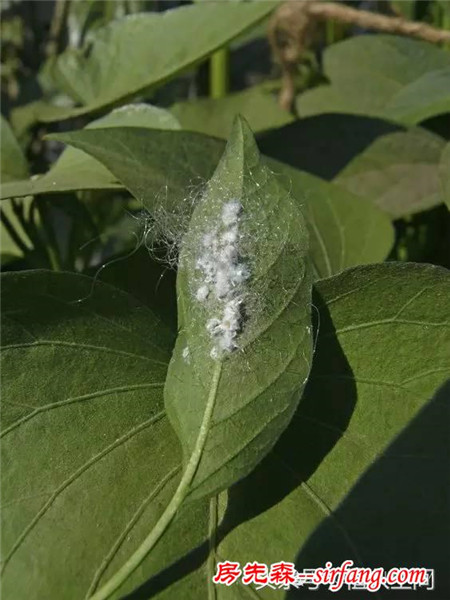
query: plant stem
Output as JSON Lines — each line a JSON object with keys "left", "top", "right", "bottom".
{"left": 209, "top": 48, "right": 229, "bottom": 99}
{"left": 35, "top": 198, "right": 63, "bottom": 271}
{"left": 270, "top": 0, "right": 450, "bottom": 111}
{"left": 0, "top": 209, "right": 30, "bottom": 255}
{"left": 442, "top": 10, "right": 450, "bottom": 50}
{"left": 46, "top": 0, "right": 70, "bottom": 58}
{"left": 46, "top": 243, "right": 62, "bottom": 272}
{"left": 325, "top": 18, "right": 336, "bottom": 45}
{"left": 89, "top": 362, "right": 223, "bottom": 600}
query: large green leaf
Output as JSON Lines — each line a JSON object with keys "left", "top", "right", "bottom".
{"left": 0, "top": 270, "right": 190, "bottom": 600}
{"left": 3, "top": 263, "right": 448, "bottom": 599}
{"left": 170, "top": 85, "right": 293, "bottom": 139}
{"left": 164, "top": 117, "right": 312, "bottom": 500}
{"left": 259, "top": 115, "right": 446, "bottom": 218}
{"left": 0, "top": 117, "right": 32, "bottom": 262}
{"left": 297, "top": 35, "right": 450, "bottom": 125}
{"left": 41, "top": 127, "right": 394, "bottom": 279}
{"left": 33, "top": 2, "right": 277, "bottom": 122}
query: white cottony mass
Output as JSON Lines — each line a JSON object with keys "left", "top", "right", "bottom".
{"left": 194, "top": 200, "right": 250, "bottom": 358}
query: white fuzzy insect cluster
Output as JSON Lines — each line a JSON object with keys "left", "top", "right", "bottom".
{"left": 182, "top": 346, "right": 191, "bottom": 364}
{"left": 194, "top": 200, "right": 250, "bottom": 359}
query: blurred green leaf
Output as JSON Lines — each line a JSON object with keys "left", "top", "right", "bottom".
{"left": 0, "top": 199, "right": 33, "bottom": 263}
{"left": 390, "top": 0, "right": 417, "bottom": 20}
{"left": 171, "top": 85, "right": 293, "bottom": 139}
{"left": 2, "top": 104, "right": 181, "bottom": 198}
{"left": 386, "top": 66, "right": 450, "bottom": 125}
{"left": 335, "top": 128, "right": 446, "bottom": 218}
{"left": 297, "top": 35, "right": 450, "bottom": 125}
{"left": 33, "top": 2, "right": 277, "bottom": 122}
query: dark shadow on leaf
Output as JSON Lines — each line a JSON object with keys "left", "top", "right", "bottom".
{"left": 286, "top": 379, "right": 450, "bottom": 599}
{"left": 257, "top": 114, "right": 403, "bottom": 180}
{"left": 95, "top": 248, "right": 178, "bottom": 333}
{"left": 121, "top": 542, "right": 209, "bottom": 600}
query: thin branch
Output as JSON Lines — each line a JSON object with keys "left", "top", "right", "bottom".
{"left": 269, "top": 0, "right": 450, "bottom": 111}
{"left": 310, "top": 2, "right": 450, "bottom": 44}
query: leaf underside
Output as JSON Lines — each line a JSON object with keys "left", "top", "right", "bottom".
{"left": 1, "top": 262, "right": 449, "bottom": 598}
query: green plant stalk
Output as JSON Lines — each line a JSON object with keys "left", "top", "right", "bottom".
{"left": 0, "top": 209, "right": 31, "bottom": 255}
{"left": 325, "top": 18, "right": 336, "bottom": 45}
{"left": 443, "top": 11, "right": 450, "bottom": 50}
{"left": 34, "top": 198, "right": 63, "bottom": 271}
{"left": 46, "top": 0, "right": 69, "bottom": 58}
{"left": 6, "top": 200, "right": 55, "bottom": 268}
{"left": 209, "top": 47, "right": 229, "bottom": 99}
{"left": 45, "top": 242, "right": 62, "bottom": 272}
{"left": 11, "top": 200, "right": 36, "bottom": 246}
{"left": 89, "top": 362, "right": 223, "bottom": 600}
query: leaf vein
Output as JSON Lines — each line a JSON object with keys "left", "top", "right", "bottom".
{"left": 1, "top": 411, "right": 165, "bottom": 572}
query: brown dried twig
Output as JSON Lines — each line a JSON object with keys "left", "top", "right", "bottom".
{"left": 269, "top": 0, "right": 450, "bottom": 112}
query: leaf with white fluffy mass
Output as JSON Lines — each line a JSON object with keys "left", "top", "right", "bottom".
{"left": 164, "top": 116, "right": 313, "bottom": 501}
